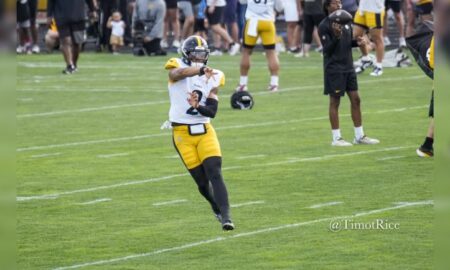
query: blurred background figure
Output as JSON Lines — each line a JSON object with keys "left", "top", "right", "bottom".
{"left": 406, "top": 0, "right": 434, "bottom": 37}
{"left": 47, "top": 0, "right": 96, "bottom": 74}
{"left": 297, "top": 0, "right": 324, "bottom": 57}
{"left": 224, "top": 0, "right": 240, "bottom": 46}
{"left": 44, "top": 18, "right": 59, "bottom": 53}
{"left": 133, "top": 0, "right": 167, "bottom": 55}
{"left": 16, "top": 0, "right": 32, "bottom": 54}
{"left": 161, "top": 0, "right": 181, "bottom": 49}
{"left": 107, "top": 11, "right": 126, "bottom": 54}
{"left": 283, "top": 0, "right": 301, "bottom": 54}
{"left": 383, "top": 0, "right": 406, "bottom": 48}
{"left": 178, "top": 0, "right": 200, "bottom": 42}
{"left": 194, "top": 0, "right": 208, "bottom": 39}
{"left": 27, "top": 0, "right": 40, "bottom": 53}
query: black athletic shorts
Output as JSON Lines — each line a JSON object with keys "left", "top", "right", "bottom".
{"left": 429, "top": 90, "right": 434, "bottom": 118}
{"left": 415, "top": 2, "right": 433, "bottom": 15}
{"left": 165, "top": 0, "right": 178, "bottom": 9}
{"left": 195, "top": 18, "right": 206, "bottom": 32}
{"left": 56, "top": 21, "right": 86, "bottom": 44}
{"left": 324, "top": 71, "right": 358, "bottom": 97}
{"left": 206, "top": 6, "right": 224, "bottom": 25}
{"left": 17, "top": 1, "right": 30, "bottom": 23}
{"left": 28, "top": 0, "right": 38, "bottom": 24}
{"left": 385, "top": 0, "right": 401, "bottom": 13}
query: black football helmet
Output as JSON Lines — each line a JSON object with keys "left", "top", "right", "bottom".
{"left": 230, "top": 91, "right": 254, "bottom": 110}
{"left": 181, "top": 35, "right": 210, "bottom": 66}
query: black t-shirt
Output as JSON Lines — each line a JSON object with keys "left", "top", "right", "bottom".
{"left": 47, "top": 0, "right": 94, "bottom": 24}
{"left": 304, "top": 0, "right": 324, "bottom": 15}
{"left": 318, "top": 17, "right": 357, "bottom": 73}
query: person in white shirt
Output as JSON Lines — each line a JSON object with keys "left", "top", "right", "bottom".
{"left": 164, "top": 35, "right": 235, "bottom": 231}
{"left": 107, "top": 11, "right": 126, "bottom": 54}
{"left": 353, "top": 0, "right": 386, "bottom": 76}
{"left": 236, "top": 0, "right": 283, "bottom": 92}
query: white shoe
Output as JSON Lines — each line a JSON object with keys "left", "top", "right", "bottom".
{"left": 228, "top": 43, "right": 240, "bottom": 56}
{"left": 353, "top": 135, "right": 380, "bottom": 145}
{"left": 331, "top": 138, "right": 353, "bottom": 147}
{"left": 370, "top": 67, "right": 383, "bottom": 76}
{"left": 267, "top": 85, "right": 278, "bottom": 92}
{"left": 172, "top": 39, "right": 181, "bottom": 48}
{"left": 160, "top": 39, "right": 168, "bottom": 49}
{"left": 210, "top": 50, "right": 223, "bottom": 56}
{"left": 294, "top": 50, "right": 309, "bottom": 58}
{"left": 31, "top": 44, "right": 40, "bottom": 53}
{"left": 399, "top": 37, "right": 407, "bottom": 48}
{"left": 16, "top": 45, "right": 25, "bottom": 54}
{"left": 235, "top": 84, "right": 248, "bottom": 92}
{"left": 384, "top": 36, "right": 391, "bottom": 46}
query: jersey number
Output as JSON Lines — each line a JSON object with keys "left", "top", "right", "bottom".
{"left": 186, "top": 90, "right": 203, "bottom": 115}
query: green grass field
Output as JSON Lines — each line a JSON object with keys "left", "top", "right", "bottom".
{"left": 17, "top": 52, "right": 433, "bottom": 270}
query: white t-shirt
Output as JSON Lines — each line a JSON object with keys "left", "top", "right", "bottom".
{"left": 358, "top": 0, "right": 385, "bottom": 13}
{"left": 240, "top": 0, "right": 283, "bottom": 21}
{"left": 165, "top": 58, "right": 225, "bottom": 124}
{"left": 111, "top": 21, "right": 125, "bottom": 37}
{"left": 207, "top": 0, "right": 226, "bottom": 7}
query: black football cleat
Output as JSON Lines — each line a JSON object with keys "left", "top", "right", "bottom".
{"left": 222, "top": 220, "right": 235, "bottom": 231}
{"left": 416, "top": 146, "right": 433, "bottom": 157}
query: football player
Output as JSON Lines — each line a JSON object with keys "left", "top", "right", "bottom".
{"left": 164, "top": 35, "right": 235, "bottom": 230}
{"left": 353, "top": 0, "right": 386, "bottom": 76}
{"left": 235, "top": 0, "right": 283, "bottom": 92}
{"left": 319, "top": 0, "right": 380, "bottom": 146}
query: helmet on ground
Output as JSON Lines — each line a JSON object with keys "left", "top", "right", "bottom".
{"left": 181, "top": 35, "right": 210, "bottom": 66}
{"left": 230, "top": 91, "right": 254, "bottom": 110}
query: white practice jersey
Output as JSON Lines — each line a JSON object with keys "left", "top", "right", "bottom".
{"left": 358, "top": 0, "right": 385, "bottom": 13}
{"left": 240, "top": 0, "right": 283, "bottom": 21}
{"left": 165, "top": 58, "right": 225, "bottom": 124}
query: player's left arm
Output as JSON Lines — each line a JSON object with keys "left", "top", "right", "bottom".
{"left": 191, "top": 88, "right": 219, "bottom": 118}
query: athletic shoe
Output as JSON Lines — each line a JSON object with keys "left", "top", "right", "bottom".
{"left": 416, "top": 146, "right": 433, "bottom": 157}
{"left": 355, "top": 58, "right": 373, "bottom": 74}
{"left": 229, "top": 43, "right": 241, "bottom": 56}
{"left": 210, "top": 50, "right": 223, "bottom": 56}
{"left": 172, "top": 39, "right": 181, "bottom": 48}
{"left": 294, "top": 50, "right": 309, "bottom": 58}
{"left": 315, "top": 46, "right": 323, "bottom": 53}
{"left": 384, "top": 36, "right": 392, "bottom": 46}
{"left": 331, "top": 138, "right": 353, "bottom": 147}
{"left": 222, "top": 220, "right": 235, "bottom": 231}
{"left": 62, "top": 65, "right": 76, "bottom": 75}
{"left": 160, "top": 39, "right": 168, "bottom": 49}
{"left": 235, "top": 84, "right": 248, "bottom": 92}
{"left": 16, "top": 45, "right": 25, "bottom": 54}
{"left": 399, "top": 37, "right": 407, "bottom": 48}
{"left": 353, "top": 135, "right": 380, "bottom": 145}
{"left": 287, "top": 47, "right": 300, "bottom": 54}
{"left": 267, "top": 85, "right": 278, "bottom": 92}
{"left": 370, "top": 67, "right": 383, "bottom": 76}
{"left": 31, "top": 44, "right": 40, "bottom": 54}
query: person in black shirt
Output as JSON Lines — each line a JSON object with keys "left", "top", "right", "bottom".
{"left": 319, "top": 0, "right": 379, "bottom": 146}
{"left": 47, "top": 0, "right": 97, "bottom": 74}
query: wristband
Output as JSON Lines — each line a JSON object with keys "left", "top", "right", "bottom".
{"left": 199, "top": 66, "right": 206, "bottom": 76}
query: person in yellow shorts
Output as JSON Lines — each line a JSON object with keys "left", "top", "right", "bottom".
{"left": 164, "top": 35, "right": 234, "bottom": 231}
{"left": 353, "top": 0, "right": 386, "bottom": 76}
{"left": 235, "top": 0, "right": 283, "bottom": 92}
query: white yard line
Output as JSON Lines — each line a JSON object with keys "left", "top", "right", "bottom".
{"left": 16, "top": 105, "right": 426, "bottom": 152}
{"left": 152, "top": 199, "right": 187, "bottom": 206}
{"left": 52, "top": 200, "right": 433, "bottom": 270}
{"left": 97, "top": 153, "right": 130, "bottom": 159}
{"left": 377, "top": 156, "right": 406, "bottom": 161}
{"left": 231, "top": 201, "right": 265, "bottom": 208}
{"left": 17, "top": 101, "right": 167, "bottom": 118}
{"left": 235, "top": 155, "right": 267, "bottom": 160}
{"left": 308, "top": 201, "right": 343, "bottom": 209}
{"left": 77, "top": 198, "right": 112, "bottom": 205}
{"left": 17, "top": 145, "right": 414, "bottom": 202}
{"left": 31, "top": 152, "right": 61, "bottom": 158}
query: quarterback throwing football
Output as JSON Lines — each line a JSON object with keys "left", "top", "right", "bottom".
{"left": 164, "top": 35, "right": 234, "bottom": 230}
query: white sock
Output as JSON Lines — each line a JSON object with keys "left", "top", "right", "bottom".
{"left": 399, "top": 37, "right": 406, "bottom": 46}
{"left": 375, "top": 62, "right": 383, "bottom": 69}
{"left": 240, "top": 76, "right": 248, "bottom": 86}
{"left": 354, "top": 126, "right": 364, "bottom": 140}
{"left": 332, "top": 129, "right": 341, "bottom": 141}
{"left": 361, "top": 55, "right": 371, "bottom": 61}
{"left": 270, "top": 76, "right": 279, "bottom": 86}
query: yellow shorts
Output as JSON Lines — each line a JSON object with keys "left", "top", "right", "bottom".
{"left": 172, "top": 123, "right": 222, "bottom": 170}
{"left": 353, "top": 10, "right": 385, "bottom": 29}
{"left": 243, "top": 20, "right": 276, "bottom": 49}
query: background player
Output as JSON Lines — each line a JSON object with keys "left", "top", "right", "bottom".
{"left": 320, "top": 0, "right": 380, "bottom": 146}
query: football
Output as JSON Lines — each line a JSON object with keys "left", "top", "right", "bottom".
{"left": 329, "top": 9, "right": 353, "bottom": 25}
